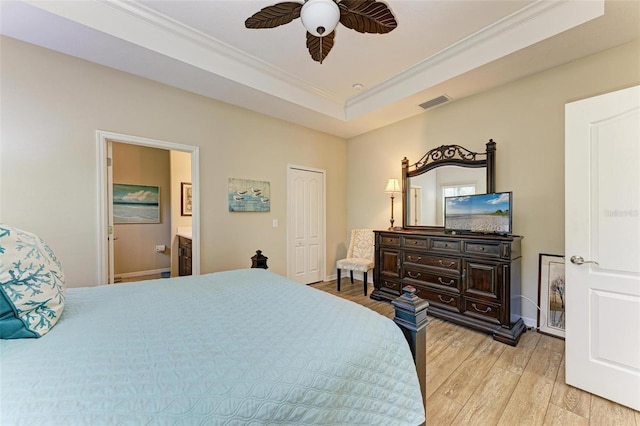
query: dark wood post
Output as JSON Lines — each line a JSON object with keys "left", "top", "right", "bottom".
{"left": 486, "top": 139, "right": 496, "bottom": 193}
{"left": 393, "top": 285, "right": 429, "bottom": 420}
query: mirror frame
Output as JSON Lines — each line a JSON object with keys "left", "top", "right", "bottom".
{"left": 402, "top": 139, "right": 496, "bottom": 229}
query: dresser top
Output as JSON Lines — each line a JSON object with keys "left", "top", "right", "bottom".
{"left": 375, "top": 228, "right": 522, "bottom": 242}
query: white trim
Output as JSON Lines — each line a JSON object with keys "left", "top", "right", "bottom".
{"left": 96, "top": 130, "right": 200, "bottom": 285}
{"left": 345, "top": 0, "right": 605, "bottom": 119}
{"left": 22, "top": 0, "right": 602, "bottom": 123}
{"left": 286, "top": 164, "right": 327, "bottom": 283}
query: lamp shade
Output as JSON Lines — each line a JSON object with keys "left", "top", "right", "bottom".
{"left": 300, "top": 0, "right": 340, "bottom": 37}
{"left": 385, "top": 178, "right": 400, "bottom": 193}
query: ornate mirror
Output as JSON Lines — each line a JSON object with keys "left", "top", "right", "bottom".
{"left": 402, "top": 140, "right": 496, "bottom": 229}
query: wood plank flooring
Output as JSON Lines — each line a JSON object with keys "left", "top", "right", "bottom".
{"left": 311, "top": 279, "right": 640, "bottom": 426}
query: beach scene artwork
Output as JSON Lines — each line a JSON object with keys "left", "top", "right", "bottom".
{"left": 113, "top": 184, "right": 160, "bottom": 223}
{"left": 228, "top": 178, "right": 270, "bottom": 212}
{"left": 445, "top": 192, "right": 511, "bottom": 233}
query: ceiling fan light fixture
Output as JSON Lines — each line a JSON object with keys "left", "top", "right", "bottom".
{"left": 300, "top": 0, "right": 340, "bottom": 37}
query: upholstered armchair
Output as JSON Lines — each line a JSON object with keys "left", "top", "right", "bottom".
{"left": 336, "top": 229, "right": 375, "bottom": 296}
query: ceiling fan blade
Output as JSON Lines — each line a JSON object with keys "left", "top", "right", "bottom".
{"left": 245, "top": 2, "right": 303, "bottom": 29}
{"left": 306, "top": 31, "right": 335, "bottom": 64}
{"left": 338, "top": 0, "right": 397, "bottom": 34}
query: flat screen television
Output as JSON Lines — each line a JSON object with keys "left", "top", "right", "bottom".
{"left": 444, "top": 192, "right": 512, "bottom": 235}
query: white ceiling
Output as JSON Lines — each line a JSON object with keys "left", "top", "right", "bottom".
{"left": 1, "top": 0, "right": 638, "bottom": 138}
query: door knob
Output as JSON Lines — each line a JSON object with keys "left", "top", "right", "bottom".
{"left": 570, "top": 255, "right": 599, "bottom": 266}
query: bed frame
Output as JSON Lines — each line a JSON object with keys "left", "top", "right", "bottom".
{"left": 392, "top": 285, "right": 428, "bottom": 419}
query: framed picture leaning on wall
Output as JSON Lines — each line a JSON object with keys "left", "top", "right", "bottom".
{"left": 538, "top": 253, "right": 566, "bottom": 339}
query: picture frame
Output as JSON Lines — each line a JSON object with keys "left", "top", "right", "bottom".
{"left": 228, "top": 178, "right": 270, "bottom": 212}
{"left": 181, "top": 182, "right": 192, "bottom": 216}
{"left": 113, "top": 183, "right": 160, "bottom": 224}
{"left": 538, "top": 253, "right": 566, "bottom": 339}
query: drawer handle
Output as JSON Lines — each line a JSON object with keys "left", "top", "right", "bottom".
{"left": 384, "top": 282, "right": 395, "bottom": 288}
{"left": 472, "top": 303, "right": 492, "bottom": 313}
{"left": 408, "top": 255, "right": 422, "bottom": 261}
{"left": 438, "top": 277, "right": 454, "bottom": 285}
{"left": 438, "top": 259, "right": 455, "bottom": 267}
{"left": 407, "top": 271, "right": 421, "bottom": 279}
{"left": 413, "top": 241, "right": 419, "bottom": 245}
{"left": 438, "top": 295, "right": 454, "bottom": 304}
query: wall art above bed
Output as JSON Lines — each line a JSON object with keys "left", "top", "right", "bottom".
{"left": 228, "top": 178, "right": 270, "bottom": 212}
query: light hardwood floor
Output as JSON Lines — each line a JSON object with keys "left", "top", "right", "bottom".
{"left": 312, "top": 279, "right": 640, "bottom": 426}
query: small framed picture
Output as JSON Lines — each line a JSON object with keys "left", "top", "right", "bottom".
{"left": 538, "top": 253, "right": 566, "bottom": 339}
{"left": 181, "top": 182, "right": 192, "bottom": 216}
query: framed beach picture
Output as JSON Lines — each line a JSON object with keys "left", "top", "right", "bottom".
{"left": 538, "top": 253, "right": 566, "bottom": 339}
{"left": 181, "top": 182, "right": 192, "bottom": 216}
{"left": 113, "top": 183, "right": 160, "bottom": 224}
{"left": 228, "top": 178, "right": 270, "bottom": 212}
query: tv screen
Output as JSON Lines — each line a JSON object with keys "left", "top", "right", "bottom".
{"left": 444, "top": 192, "right": 512, "bottom": 235}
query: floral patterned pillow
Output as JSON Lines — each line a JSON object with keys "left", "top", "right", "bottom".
{"left": 0, "top": 225, "right": 65, "bottom": 338}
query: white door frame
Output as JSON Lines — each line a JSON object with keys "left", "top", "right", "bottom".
{"left": 286, "top": 164, "right": 326, "bottom": 283}
{"left": 96, "top": 130, "right": 200, "bottom": 284}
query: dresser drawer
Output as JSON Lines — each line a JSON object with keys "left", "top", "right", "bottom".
{"left": 463, "top": 241, "right": 502, "bottom": 258}
{"left": 412, "top": 285, "right": 460, "bottom": 312}
{"left": 463, "top": 298, "right": 501, "bottom": 324}
{"left": 403, "top": 237, "right": 428, "bottom": 249}
{"left": 379, "top": 278, "right": 401, "bottom": 296}
{"left": 403, "top": 251, "right": 460, "bottom": 273}
{"left": 404, "top": 266, "right": 460, "bottom": 292}
{"left": 429, "top": 238, "right": 461, "bottom": 253}
{"left": 379, "top": 235, "right": 400, "bottom": 246}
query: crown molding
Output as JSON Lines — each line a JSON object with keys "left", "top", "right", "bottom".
{"left": 20, "top": 0, "right": 605, "bottom": 124}
{"left": 345, "top": 0, "right": 604, "bottom": 120}
{"left": 24, "top": 0, "right": 346, "bottom": 118}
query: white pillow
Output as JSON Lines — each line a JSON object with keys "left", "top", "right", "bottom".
{"left": 0, "top": 224, "right": 65, "bottom": 338}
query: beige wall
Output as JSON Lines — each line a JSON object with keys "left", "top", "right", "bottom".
{"left": 112, "top": 142, "right": 171, "bottom": 276}
{"left": 347, "top": 40, "right": 640, "bottom": 324}
{"left": 0, "top": 36, "right": 347, "bottom": 287}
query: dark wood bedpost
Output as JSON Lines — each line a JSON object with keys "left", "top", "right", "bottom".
{"left": 392, "top": 285, "right": 429, "bottom": 421}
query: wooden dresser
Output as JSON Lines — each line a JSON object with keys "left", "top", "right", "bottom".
{"left": 372, "top": 229, "right": 525, "bottom": 345}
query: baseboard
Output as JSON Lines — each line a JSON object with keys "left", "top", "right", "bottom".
{"left": 116, "top": 268, "right": 170, "bottom": 279}
{"left": 521, "top": 315, "right": 537, "bottom": 329}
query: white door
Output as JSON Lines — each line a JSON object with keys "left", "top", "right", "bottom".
{"left": 287, "top": 166, "right": 325, "bottom": 284}
{"left": 565, "top": 85, "right": 640, "bottom": 411}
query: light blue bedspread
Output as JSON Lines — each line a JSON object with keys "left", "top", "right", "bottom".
{"left": 1, "top": 269, "right": 424, "bottom": 425}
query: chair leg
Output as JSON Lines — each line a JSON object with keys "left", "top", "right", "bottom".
{"left": 363, "top": 271, "right": 368, "bottom": 296}
{"left": 350, "top": 270, "right": 354, "bottom": 284}
{"left": 337, "top": 269, "right": 341, "bottom": 291}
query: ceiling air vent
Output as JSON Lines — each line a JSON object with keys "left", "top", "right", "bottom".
{"left": 419, "top": 95, "right": 451, "bottom": 110}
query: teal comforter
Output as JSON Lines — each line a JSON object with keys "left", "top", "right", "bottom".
{"left": 1, "top": 269, "right": 424, "bottom": 425}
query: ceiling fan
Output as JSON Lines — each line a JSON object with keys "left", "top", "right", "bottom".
{"left": 245, "top": 0, "right": 398, "bottom": 64}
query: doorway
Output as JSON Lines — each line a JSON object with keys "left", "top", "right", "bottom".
{"left": 96, "top": 131, "right": 200, "bottom": 285}
{"left": 286, "top": 165, "right": 326, "bottom": 284}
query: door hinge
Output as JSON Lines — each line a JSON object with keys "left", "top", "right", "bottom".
{"left": 107, "top": 157, "right": 112, "bottom": 167}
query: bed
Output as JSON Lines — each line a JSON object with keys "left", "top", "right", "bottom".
{"left": 1, "top": 262, "right": 426, "bottom": 425}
